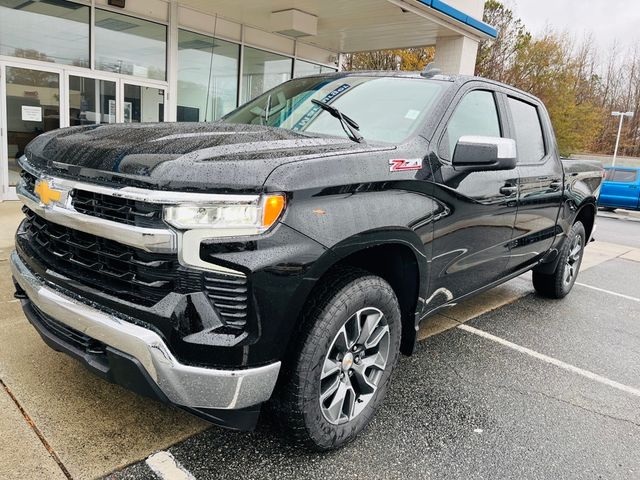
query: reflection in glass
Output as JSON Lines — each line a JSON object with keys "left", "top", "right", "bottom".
{"left": 5, "top": 67, "right": 60, "bottom": 186}
{"left": 241, "top": 47, "right": 292, "bottom": 104}
{"left": 0, "top": 0, "right": 89, "bottom": 67}
{"left": 177, "top": 29, "right": 239, "bottom": 122}
{"left": 293, "top": 60, "right": 336, "bottom": 78}
{"left": 95, "top": 9, "right": 167, "bottom": 81}
{"left": 225, "top": 76, "right": 444, "bottom": 144}
{"left": 69, "top": 77, "right": 117, "bottom": 126}
{"left": 123, "top": 85, "right": 165, "bottom": 123}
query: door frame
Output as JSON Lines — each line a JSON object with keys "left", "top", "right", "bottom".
{"left": 64, "top": 70, "right": 121, "bottom": 127}
{"left": 0, "top": 60, "right": 65, "bottom": 201}
{"left": 120, "top": 78, "right": 168, "bottom": 123}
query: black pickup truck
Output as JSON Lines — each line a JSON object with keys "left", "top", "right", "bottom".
{"left": 11, "top": 71, "right": 603, "bottom": 450}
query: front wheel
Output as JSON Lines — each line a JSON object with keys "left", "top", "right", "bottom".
{"left": 533, "top": 221, "right": 586, "bottom": 299}
{"left": 276, "top": 268, "right": 401, "bottom": 450}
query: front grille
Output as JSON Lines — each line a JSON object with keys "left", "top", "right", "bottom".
{"left": 20, "top": 207, "right": 180, "bottom": 306}
{"left": 71, "top": 190, "right": 165, "bottom": 228}
{"left": 19, "top": 208, "right": 250, "bottom": 329}
{"left": 19, "top": 168, "right": 164, "bottom": 228}
{"left": 20, "top": 170, "right": 36, "bottom": 193}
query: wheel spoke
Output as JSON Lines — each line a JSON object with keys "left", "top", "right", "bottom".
{"left": 343, "top": 382, "right": 357, "bottom": 421}
{"left": 320, "top": 376, "right": 341, "bottom": 403}
{"left": 351, "top": 363, "right": 378, "bottom": 394}
{"left": 569, "top": 243, "right": 582, "bottom": 262}
{"left": 365, "top": 324, "right": 389, "bottom": 349}
{"left": 356, "top": 309, "right": 384, "bottom": 346}
{"left": 333, "top": 325, "right": 349, "bottom": 353}
{"left": 324, "top": 380, "right": 349, "bottom": 423}
{"left": 361, "top": 351, "right": 386, "bottom": 370}
{"left": 564, "top": 264, "right": 573, "bottom": 283}
{"left": 321, "top": 357, "right": 341, "bottom": 380}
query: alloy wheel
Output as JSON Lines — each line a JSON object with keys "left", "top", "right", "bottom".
{"left": 319, "top": 307, "right": 390, "bottom": 425}
{"left": 564, "top": 234, "right": 583, "bottom": 286}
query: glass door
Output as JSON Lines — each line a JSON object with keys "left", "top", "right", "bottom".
{"left": 1, "top": 63, "right": 61, "bottom": 200}
{"left": 122, "top": 82, "right": 165, "bottom": 123}
{"left": 68, "top": 75, "right": 117, "bottom": 126}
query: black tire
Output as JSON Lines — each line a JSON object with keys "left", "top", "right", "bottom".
{"left": 275, "top": 268, "right": 402, "bottom": 451}
{"left": 533, "top": 221, "right": 586, "bottom": 299}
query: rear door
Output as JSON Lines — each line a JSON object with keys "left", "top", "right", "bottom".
{"left": 505, "top": 94, "right": 563, "bottom": 272}
{"left": 601, "top": 168, "right": 640, "bottom": 209}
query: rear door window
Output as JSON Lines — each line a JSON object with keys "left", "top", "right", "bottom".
{"left": 508, "top": 97, "right": 546, "bottom": 163}
{"left": 605, "top": 169, "right": 638, "bottom": 182}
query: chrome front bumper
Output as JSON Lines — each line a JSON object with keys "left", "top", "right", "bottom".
{"left": 10, "top": 251, "right": 280, "bottom": 410}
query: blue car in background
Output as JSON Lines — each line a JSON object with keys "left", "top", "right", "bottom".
{"left": 598, "top": 167, "right": 640, "bottom": 211}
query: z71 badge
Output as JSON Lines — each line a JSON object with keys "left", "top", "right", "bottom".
{"left": 389, "top": 158, "right": 422, "bottom": 172}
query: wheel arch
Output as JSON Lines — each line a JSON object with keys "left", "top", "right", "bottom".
{"left": 287, "top": 230, "right": 428, "bottom": 359}
{"left": 574, "top": 200, "right": 597, "bottom": 241}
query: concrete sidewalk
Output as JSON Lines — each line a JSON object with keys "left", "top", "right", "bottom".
{"left": 1, "top": 199, "right": 639, "bottom": 480}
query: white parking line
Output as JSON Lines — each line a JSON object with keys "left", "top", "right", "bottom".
{"left": 458, "top": 324, "right": 640, "bottom": 398}
{"left": 146, "top": 451, "right": 195, "bottom": 480}
{"left": 575, "top": 282, "right": 640, "bottom": 303}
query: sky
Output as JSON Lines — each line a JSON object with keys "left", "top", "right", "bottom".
{"left": 507, "top": 0, "right": 640, "bottom": 53}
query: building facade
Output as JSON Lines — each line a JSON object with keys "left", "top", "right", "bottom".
{"left": 0, "top": 0, "right": 495, "bottom": 201}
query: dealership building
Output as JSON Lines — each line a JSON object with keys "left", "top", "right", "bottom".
{"left": 0, "top": 0, "right": 495, "bottom": 201}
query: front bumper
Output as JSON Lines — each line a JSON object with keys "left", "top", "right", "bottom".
{"left": 10, "top": 251, "right": 281, "bottom": 414}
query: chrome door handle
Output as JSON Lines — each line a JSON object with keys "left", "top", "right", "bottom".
{"left": 550, "top": 180, "right": 563, "bottom": 189}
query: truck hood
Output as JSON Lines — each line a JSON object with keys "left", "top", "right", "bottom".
{"left": 25, "top": 122, "right": 393, "bottom": 192}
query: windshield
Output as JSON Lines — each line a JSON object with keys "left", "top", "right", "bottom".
{"left": 222, "top": 75, "right": 447, "bottom": 144}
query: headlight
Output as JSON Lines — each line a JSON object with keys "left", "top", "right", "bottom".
{"left": 163, "top": 194, "right": 285, "bottom": 235}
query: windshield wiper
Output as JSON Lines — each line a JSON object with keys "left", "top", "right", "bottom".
{"left": 311, "top": 99, "right": 363, "bottom": 143}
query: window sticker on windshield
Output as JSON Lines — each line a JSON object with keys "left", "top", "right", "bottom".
{"left": 405, "top": 109, "right": 420, "bottom": 120}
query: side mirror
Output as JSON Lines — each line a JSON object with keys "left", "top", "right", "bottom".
{"left": 452, "top": 136, "right": 517, "bottom": 171}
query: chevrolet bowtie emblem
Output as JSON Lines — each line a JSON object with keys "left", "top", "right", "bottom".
{"left": 34, "top": 179, "right": 63, "bottom": 207}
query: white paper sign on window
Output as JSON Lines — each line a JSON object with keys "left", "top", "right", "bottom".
{"left": 21, "top": 105, "right": 42, "bottom": 122}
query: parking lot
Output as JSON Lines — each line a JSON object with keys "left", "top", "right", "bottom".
{"left": 2, "top": 202, "right": 640, "bottom": 480}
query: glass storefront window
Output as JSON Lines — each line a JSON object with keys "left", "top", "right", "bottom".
{"left": 123, "top": 85, "right": 164, "bottom": 123}
{"left": 95, "top": 9, "right": 167, "bottom": 81}
{"left": 293, "top": 60, "right": 336, "bottom": 78}
{"left": 0, "top": 0, "right": 89, "bottom": 67}
{"left": 177, "top": 30, "right": 239, "bottom": 122}
{"left": 241, "top": 47, "right": 292, "bottom": 104}
{"left": 69, "top": 76, "right": 117, "bottom": 126}
{"left": 5, "top": 67, "right": 60, "bottom": 186}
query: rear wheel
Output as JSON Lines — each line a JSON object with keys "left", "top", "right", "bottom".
{"left": 533, "top": 221, "right": 585, "bottom": 299}
{"left": 276, "top": 268, "right": 401, "bottom": 450}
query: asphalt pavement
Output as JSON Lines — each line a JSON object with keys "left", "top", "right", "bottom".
{"left": 107, "top": 210, "right": 640, "bottom": 480}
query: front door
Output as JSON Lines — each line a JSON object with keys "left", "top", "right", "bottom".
{"left": 1, "top": 64, "right": 61, "bottom": 200}
{"left": 426, "top": 87, "right": 519, "bottom": 313}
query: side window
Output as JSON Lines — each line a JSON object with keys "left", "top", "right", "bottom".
{"left": 508, "top": 97, "right": 546, "bottom": 163}
{"left": 442, "top": 90, "right": 501, "bottom": 160}
{"left": 606, "top": 169, "right": 638, "bottom": 182}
